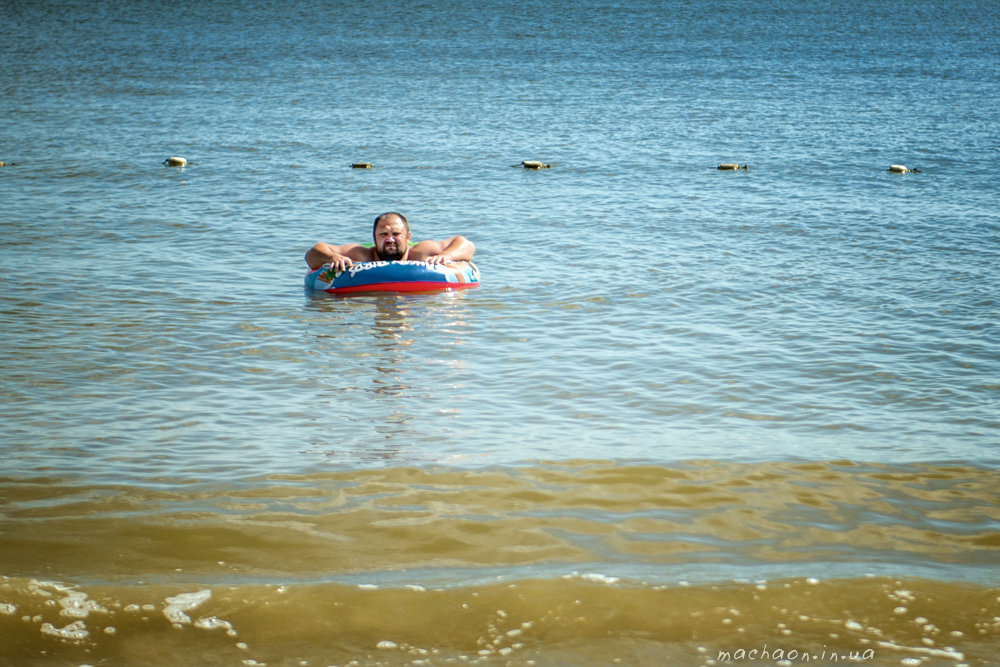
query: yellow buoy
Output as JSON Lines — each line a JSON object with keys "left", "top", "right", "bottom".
{"left": 888, "top": 164, "right": 910, "bottom": 173}
{"left": 351, "top": 162, "right": 373, "bottom": 169}
{"left": 163, "top": 156, "right": 187, "bottom": 167}
{"left": 520, "top": 160, "right": 551, "bottom": 169}
{"left": 718, "top": 163, "right": 749, "bottom": 170}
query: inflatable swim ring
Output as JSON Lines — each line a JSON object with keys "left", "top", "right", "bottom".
{"left": 304, "top": 260, "right": 480, "bottom": 294}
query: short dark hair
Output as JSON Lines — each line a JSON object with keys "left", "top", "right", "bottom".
{"left": 373, "top": 212, "right": 409, "bottom": 236}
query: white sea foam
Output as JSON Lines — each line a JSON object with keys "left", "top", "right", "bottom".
{"left": 163, "top": 589, "right": 212, "bottom": 626}
{"left": 40, "top": 619, "right": 89, "bottom": 641}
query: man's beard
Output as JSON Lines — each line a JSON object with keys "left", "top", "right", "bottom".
{"left": 375, "top": 245, "right": 406, "bottom": 261}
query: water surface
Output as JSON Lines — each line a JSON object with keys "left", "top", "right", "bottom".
{"left": 1, "top": 0, "right": 998, "bottom": 664}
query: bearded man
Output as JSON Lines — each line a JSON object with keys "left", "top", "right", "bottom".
{"left": 305, "top": 212, "right": 475, "bottom": 271}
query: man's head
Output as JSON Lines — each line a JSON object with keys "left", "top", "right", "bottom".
{"left": 372, "top": 212, "right": 411, "bottom": 261}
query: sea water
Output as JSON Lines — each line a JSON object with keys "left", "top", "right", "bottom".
{"left": 1, "top": 0, "right": 998, "bottom": 664}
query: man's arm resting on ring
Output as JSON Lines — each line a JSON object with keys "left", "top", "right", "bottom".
{"left": 415, "top": 236, "right": 476, "bottom": 265}
{"left": 305, "top": 242, "right": 362, "bottom": 270}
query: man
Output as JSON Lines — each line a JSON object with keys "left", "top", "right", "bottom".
{"left": 305, "top": 212, "right": 476, "bottom": 271}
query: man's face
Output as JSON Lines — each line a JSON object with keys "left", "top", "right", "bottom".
{"left": 373, "top": 217, "right": 410, "bottom": 261}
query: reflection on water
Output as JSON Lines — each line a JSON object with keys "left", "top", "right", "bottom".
{"left": 371, "top": 294, "right": 416, "bottom": 402}
{"left": 302, "top": 291, "right": 476, "bottom": 464}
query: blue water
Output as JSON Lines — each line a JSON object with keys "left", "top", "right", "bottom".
{"left": 4, "top": 0, "right": 998, "bottom": 476}
{"left": 1, "top": 2, "right": 999, "bottom": 664}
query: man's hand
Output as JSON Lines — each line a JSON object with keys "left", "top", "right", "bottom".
{"left": 423, "top": 253, "right": 453, "bottom": 265}
{"left": 326, "top": 253, "right": 354, "bottom": 272}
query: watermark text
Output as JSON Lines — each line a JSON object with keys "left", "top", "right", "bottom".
{"left": 716, "top": 644, "right": 876, "bottom": 663}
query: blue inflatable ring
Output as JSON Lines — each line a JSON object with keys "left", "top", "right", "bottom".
{"left": 305, "top": 260, "right": 480, "bottom": 294}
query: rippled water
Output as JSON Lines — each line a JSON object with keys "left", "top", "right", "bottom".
{"left": 1, "top": 0, "right": 998, "bottom": 664}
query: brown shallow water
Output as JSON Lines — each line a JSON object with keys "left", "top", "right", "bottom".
{"left": 2, "top": 460, "right": 997, "bottom": 666}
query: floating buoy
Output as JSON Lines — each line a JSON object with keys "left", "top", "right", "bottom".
{"left": 163, "top": 156, "right": 187, "bottom": 167}
{"left": 888, "top": 164, "right": 919, "bottom": 173}
{"left": 520, "top": 160, "right": 551, "bottom": 169}
{"left": 351, "top": 162, "right": 373, "bottom": 169}
{"left": 718, "top": 163, "right": 749, "bottom": 171}
{"left": 0, "top": 161, "right": 13, "bottom": 167}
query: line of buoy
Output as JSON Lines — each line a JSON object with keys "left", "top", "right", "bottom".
{"left": 0, "top": 161, "right": 15, "bottom": 167}
{"left": 153, "top": 157, "right": 924, "bottom": 176}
